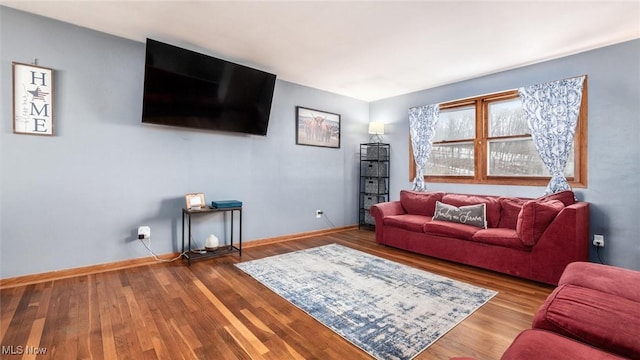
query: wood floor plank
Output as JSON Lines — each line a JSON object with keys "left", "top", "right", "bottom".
{"left": 0, "top": 229, "right": 554, "bottom": 359}
{"left": 193, "top": 278, "right": 268, "bottom": 357}
{"left": 0, "top": 285, "right": 26, "bottom": 343}
{"left": 3, "top": 284, "right": 38, "bottom": 348}
{"left": 22, "top": 318, "right": 45, "bottom": 360}
{"left": 95, "top": 273, "right": 118, "bottom": 359}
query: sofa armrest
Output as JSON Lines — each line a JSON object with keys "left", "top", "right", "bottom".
{"left": 530, "top": 202, "right": 590, "bottom": 284}
{"left": 559, "top": 261, "right": 640, "bottom": 302}
{"left": 370, "top": 201, "right": 405, "bottom": 244}
{"left": 370, "top": 201, "right": 405, "bottom": 218}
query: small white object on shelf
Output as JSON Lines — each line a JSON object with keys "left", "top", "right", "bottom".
{"left": 205, "top": 234, "right": 220, "bottom": 250}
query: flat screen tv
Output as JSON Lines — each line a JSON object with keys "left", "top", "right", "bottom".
{"left": 142, "top": 39, "right": 276, "bottom": 135}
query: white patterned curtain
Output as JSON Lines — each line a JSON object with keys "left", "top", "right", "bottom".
{"left": 408, "top": 104, "right": 439, "bottom": 191}
{"left": 518, "top": 76, "right": 585, "bottom": 195}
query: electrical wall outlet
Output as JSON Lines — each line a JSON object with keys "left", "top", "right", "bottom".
{"left": 315, "top": 210, "right": 323, "bottom": 219}
{"left": 593, "top": 234, "right": 604, "bottom": 247}
{"left": 138, "top": 226, "right": 151, "bottom": 240}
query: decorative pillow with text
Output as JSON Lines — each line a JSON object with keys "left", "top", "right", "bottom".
{"left": 432, "top": 201, "right": 487, "bottom": 229}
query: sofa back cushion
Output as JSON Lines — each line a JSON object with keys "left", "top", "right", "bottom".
{"left": 537, "top": 190, "right": 576, "bottom": 206}
{"left": 441, "top": 193, "right": 501, "bottom": 228}
{"left": 498, "top": 197, "right": 528, "bottom": 230}
{"left": 516, "top": 199, "right": 565, "bottom": 246}
{"left": 400, "top": 190, "right": 443, "bottom": 216}
{"left": 498, "top": 191, "right": 575, "bottom": 230}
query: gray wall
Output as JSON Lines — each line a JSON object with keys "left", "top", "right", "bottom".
{"left": 0, "top": 7, "right": 369, "bottom": 278}
{"left": 370, "top": 39, "right": 640, "bottom": 270}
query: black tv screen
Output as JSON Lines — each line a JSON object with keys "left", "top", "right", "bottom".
{"left": 142, "top": 39, "right": 276, "bottom": 135}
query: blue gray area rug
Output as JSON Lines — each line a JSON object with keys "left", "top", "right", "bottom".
{"left": 235, "top": 244, "right": 497, "bottom": 360}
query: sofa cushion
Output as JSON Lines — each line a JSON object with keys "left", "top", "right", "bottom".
{"left": 498, "top": 197, "right": 527, "bottom": 230}
{"left": 423, "top": 220, "right": 480, "bottom": 240}
{"left": 537, "top": 190, "right": 576, "bottom": 206}
{"left": 471, "top": 228, "right": 529, "bottom": 251}
{"left": 532, "top": 284, "right": 640, "bottom": 359}
{"left": 383, "top": 214, "right": 432, "bottom": 232}
{"left": 432, "top": 201, "right": 487, "bottom": 228}
{"left": 442, "top": 193, "right": 501, "bottom": 228}
{"left": 399, "top": 190, "right": 443, "bottom": 216}
{"left": 516, "top": 199, "right": 564, "bottom": 246}
{"left": 560, "top": 262, "right": 640, "bottom": 302}
{"left": 501, "top": 329, "right": 624, "bottom": 360}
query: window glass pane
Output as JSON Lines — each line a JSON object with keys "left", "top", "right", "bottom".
{"left": 488, "top": 98, "right": 528, "bottom": 137}
{"left": 433, "top": 106, "right": 475, "bottom": 142}
{"left": 426, "top": 142, "right": 474, "bottom": 176}
{"left": 488, "top": 138, "right": 574, "bottom": 177}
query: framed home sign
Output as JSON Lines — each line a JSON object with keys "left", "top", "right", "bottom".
{"left": 295, "top": 106, "right": 341, "bottom": 148}
{"left": 13, "top": 62, "right": 55, "bottom": 136}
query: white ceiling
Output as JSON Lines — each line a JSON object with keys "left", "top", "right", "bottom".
{"left": 2, "top": 1, "right": 639, "bottom": 101}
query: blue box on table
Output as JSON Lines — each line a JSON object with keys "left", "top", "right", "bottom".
{"left": 211, "top": 200, "right": 242, "bottom": 209}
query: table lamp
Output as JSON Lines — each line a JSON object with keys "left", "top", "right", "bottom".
{"left": 368, "top": 122, "right": 385, "bottom": 143}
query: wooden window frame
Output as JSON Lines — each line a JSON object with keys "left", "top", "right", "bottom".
{"left": 409, "top": 83, "right": 588, "bottom": 187}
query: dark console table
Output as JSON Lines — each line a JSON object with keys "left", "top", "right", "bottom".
{"left": 181, "top": 206, "right": 242, "bottom": 265}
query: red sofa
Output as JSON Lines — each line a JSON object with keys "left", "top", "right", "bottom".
{"left": 370, "top": 190, "right": 589, "bottom": 285}
{"left": 501, "top": 262, "right": 640, "bottom": 359}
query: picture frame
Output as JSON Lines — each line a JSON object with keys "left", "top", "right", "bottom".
{"left": 13, "top": 62, "right": 55, "bottom": 136}
{"left": 185, "top": 193, "right": 206, "bottom": 210}
{"left": 296, "top": 106, "right": 340, "bottom": 148}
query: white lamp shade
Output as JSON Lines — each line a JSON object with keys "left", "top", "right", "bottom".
{"left": 368, "top": 122, "right": 385, "bottom": 135}
{"left": 205, "top": 234, "right": 219, "bottom": 249}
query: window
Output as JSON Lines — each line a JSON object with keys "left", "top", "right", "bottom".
{"left": 410, "top": 88, "right": 587, "bottom": 187}
{"left": 429, "top": 105, "right": 475, "bottom": 176}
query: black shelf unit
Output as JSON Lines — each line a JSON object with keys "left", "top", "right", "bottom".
{"left": 181, "top": 206, "right": 242, "bottom": 265}
{"left": 359, "top": 143, "right": 390, "bottom": 229}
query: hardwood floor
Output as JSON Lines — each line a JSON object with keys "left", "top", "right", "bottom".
{"left": 0, "top": 229, "right": 554, "bottom": 359}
